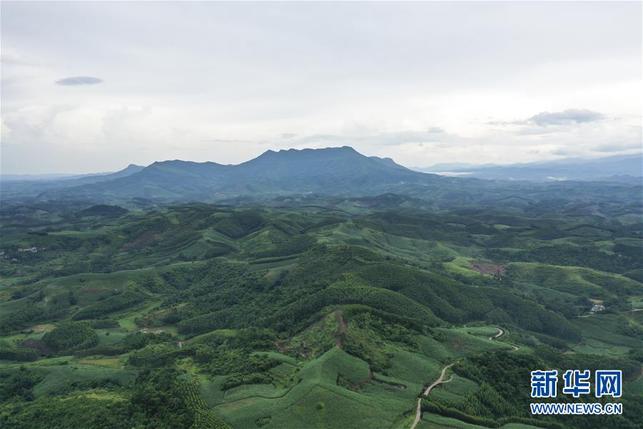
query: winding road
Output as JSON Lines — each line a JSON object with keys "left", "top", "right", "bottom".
{"left": 489, "top": 327, "right": 505, "bottom": 340}
{"left": 409, "top": 327, "right": 518, "bottom": 429}
{"left": 490, "top": 326, "right": 519, "bottom": 351}
{"left": 410, "top": 363, "right": 454, "bottom": 429}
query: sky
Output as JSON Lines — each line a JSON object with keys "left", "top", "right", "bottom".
{"left": 1, "top": 1, "right": 641, "bottom": 174}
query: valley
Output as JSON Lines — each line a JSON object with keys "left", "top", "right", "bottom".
{"left": 0, "top": 194, "right": 641, "bottom": 428}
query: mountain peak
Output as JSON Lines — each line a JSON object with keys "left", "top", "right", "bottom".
{"left": 257, "top": 146, "right": 359, "bottom": 158}
{"left": 123, "top": 163, "right": 145, "bottom": 171}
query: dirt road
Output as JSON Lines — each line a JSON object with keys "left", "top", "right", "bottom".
{"left": 489, "top": 327, "right": 504, "bottom": 340}
{"left": 409, "top": 327, "right": 517, "bottom": 428}
{"left": 335, "top": 310, "right": 347, "bottom": 348}
{"left": 410, "top": 363, "right": 454, "bottom": 429}
{"left": 490, "top": 326, "right": 519, "bottom": 351}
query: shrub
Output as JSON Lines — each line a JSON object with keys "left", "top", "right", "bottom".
{"left": 42, "top": 321, "right": 99, "bottom": 352}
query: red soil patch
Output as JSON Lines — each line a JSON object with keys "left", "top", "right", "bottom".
{"left": 470, "top": 261, "right": 506, "bottom": 277}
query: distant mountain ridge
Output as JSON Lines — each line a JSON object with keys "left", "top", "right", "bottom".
{"left": 3, "top": 148, "right": 641, "bottom": 212}
{"left": 0, "top": 164, "right": 146, "bottom": 200}
{"left": 0, "top": 164, "right": 145, "bottom": 183}
{"left": 418, "top": 153, "right": 642, "bottom": 182}
{"left": 30, "top": 147, "right": 434, "bottom": 201}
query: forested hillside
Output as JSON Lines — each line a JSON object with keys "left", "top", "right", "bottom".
{"left": 0, "top": 196, "right": 641, "bottom": 428}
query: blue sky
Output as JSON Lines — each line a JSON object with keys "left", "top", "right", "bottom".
{"left": 1, "top": 1, "right": 641, "bottom": 173}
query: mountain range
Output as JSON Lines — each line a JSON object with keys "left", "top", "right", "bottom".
{"left": 2, "top": 147, "right": 436, "bottom": 202}
{"left": 1, "top": 147, "right": 640, "bottom": 210}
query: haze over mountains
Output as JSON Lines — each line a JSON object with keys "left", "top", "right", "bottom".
{"left": 1, "top": 147, "right": 641, "bottom": 209}
{"left": 418, "top": 153, "right": 642, "bottom": 182}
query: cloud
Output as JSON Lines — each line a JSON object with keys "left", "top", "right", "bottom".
{"left": 1, "top": 48, "right": 34, "bottom": 66}
{"left": 2, "top": 2, "right": 640, "bottom": 173}
{"left": 288, "top": 128, "right": 447, "bottom": 148}
{"left": 55, "top": 76, "right": 103, "bottom": 86}
{"left": 486, "top": 109, "right": 608, "bottom": 137}
{"left": 527, "top": 109, "right": 604, "bottom": 126}
{"left": 593, "top": 140, "right": 642, "bottom": 153}
{"left": 201, "top": 138, "right": 253, "bottom": 144}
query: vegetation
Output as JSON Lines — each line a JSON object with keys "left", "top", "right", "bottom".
{"left": 42, "top": 322, "right": 99, "bottom": 353}
{"left": 0, "top": 194, "right": 641, "bottom": 428}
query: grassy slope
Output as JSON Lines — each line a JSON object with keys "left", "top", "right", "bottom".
{"left": 0, "top": 202, "right": 641, "bottom": 428}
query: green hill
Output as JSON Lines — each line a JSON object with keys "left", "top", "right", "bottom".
{"left": 0, "top": 197, "right": 641, "bottom": 428}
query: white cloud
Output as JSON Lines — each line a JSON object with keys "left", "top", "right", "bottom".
{"left": 55, "top": 76, "right": 103, "bottom": 86}
{"left": 1, "top": 2, "right": 641, "bottom": 173}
